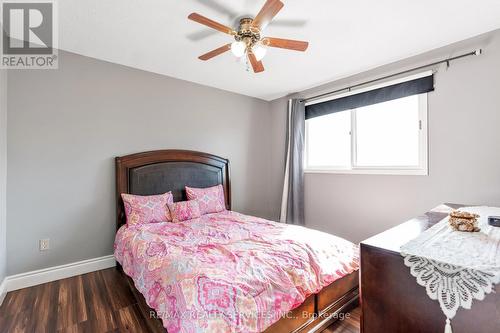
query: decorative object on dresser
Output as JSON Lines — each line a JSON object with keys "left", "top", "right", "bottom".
{"left": 448, "top": 210, "right": 480, "bottom": 231}
{"left": 489, "top": 216, "right": 500, "bottom": 227}
{"left": 360, "top": 203, "right": 500, "bottom": 333}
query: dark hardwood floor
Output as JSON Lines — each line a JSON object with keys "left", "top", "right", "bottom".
{"left": 322, "top": 307, "right": 360, "bottom": 333}
{"left": 0, "top": 268, "right": 360, "bottom": 333}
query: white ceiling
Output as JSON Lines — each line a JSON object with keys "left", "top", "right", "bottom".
{"left": 57, "top": 0, "right": 500, "bottom": 101}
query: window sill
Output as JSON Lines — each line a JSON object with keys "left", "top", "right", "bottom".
{"left": 304, "top": 168, "right": 428, "bottom": 176}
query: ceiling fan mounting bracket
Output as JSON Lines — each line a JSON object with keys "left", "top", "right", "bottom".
{"left": 234, "top": 17, "right": 261, "bottom": 47}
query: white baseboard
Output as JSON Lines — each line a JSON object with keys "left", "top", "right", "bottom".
{"left": 2, "top": 255, "right": 116, "bottom": 298}
{"left": 0, "top": 277, "right": 6, "bottom": 306}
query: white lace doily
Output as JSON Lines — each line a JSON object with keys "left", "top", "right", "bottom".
{"left": 401, "top": 206, "right": 500, "bottom": 333}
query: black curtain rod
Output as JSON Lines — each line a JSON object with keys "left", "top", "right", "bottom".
{"left": 302, "top": 49, "right": 482, "bottom": 103}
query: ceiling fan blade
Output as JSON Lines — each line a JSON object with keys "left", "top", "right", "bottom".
{"left": 248, "top": 52, "right": 265, "bottom": 73}
{"left": 263, "top": 37, "right": 309, "bottom": 51}
{"left": 198, "top": 44, "right": 231, "bottom": 61}
{"left": 252, "top": 0, "right": 284, "bottom": 30}
{"left": 188, "top": 13, "right": 235, "bottom": 35}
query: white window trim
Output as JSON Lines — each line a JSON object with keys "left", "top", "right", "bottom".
{"left": 304, "top": 94, "right": 429, "bottom": 176}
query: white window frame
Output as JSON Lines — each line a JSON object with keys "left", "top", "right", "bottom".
{"left": 304, "top": 86, "right": 429, "bottom": 176}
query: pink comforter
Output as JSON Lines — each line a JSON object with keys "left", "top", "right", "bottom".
{"left": 114, "top": 211, "right": 359, "bottom": 333}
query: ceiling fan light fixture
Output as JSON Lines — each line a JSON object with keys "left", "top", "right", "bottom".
{"left": 231, "top": 41, "right": 246, "bottom": 57}
{"left": 252, "top": 43, "right": 267, "bottom": 61}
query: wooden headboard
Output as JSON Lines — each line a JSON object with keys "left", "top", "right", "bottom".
{"left": 115, "top": 150, "right": 231, "bottom": 230}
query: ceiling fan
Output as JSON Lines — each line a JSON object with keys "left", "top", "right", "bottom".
{"left": 188, "top": 0, "right": 309, "bottom": 73}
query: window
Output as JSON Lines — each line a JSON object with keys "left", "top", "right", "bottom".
{"left": 305, "top": 93, "right": 428, "bottom": 175}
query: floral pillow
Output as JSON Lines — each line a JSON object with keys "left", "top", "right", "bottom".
{"left": 121, "top": 192, "right": 173, "bottom": 226}
{"left": 185, "top": 184, "right": 226, "bottom": 215}
{"left": 167, "top": 200, "right": 201, "bottom": 223}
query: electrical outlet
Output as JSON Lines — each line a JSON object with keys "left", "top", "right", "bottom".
{"left": 39, "top": 239, "right": 50, "bottom": 251}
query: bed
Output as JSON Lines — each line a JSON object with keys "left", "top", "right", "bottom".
{"left": 114, "top": 149, "right": 359, "bottom": 333}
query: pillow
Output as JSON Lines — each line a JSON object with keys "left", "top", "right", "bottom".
{"left": 121, "top": 192, "right": 173, "bottom": 226}
{"left": 168, "top": 200, "right": 201, "bottom": 223}
{"left": 185, "top": 184, "right": 226, "bottom": 215}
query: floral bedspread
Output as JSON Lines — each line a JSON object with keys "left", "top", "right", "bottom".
{"left": 114, "top": 211, "right": 359, "bottom": 333}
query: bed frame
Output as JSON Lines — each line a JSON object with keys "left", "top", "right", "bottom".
{"left": 115, "top": 149, "right": 359, "bottom": 333}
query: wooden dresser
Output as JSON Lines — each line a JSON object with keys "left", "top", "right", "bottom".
{"left": 360, "top": 203, "right": 500, "bottom": 333}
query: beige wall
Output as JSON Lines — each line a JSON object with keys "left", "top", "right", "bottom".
{"left": 7, "top": 51, "right": 272, "bottom": 275}
{"left": 0, "top": 70, "right": 6, "bottom": 283}
{"left": 270, "top": 29, "right": 500, "bottom": 243}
